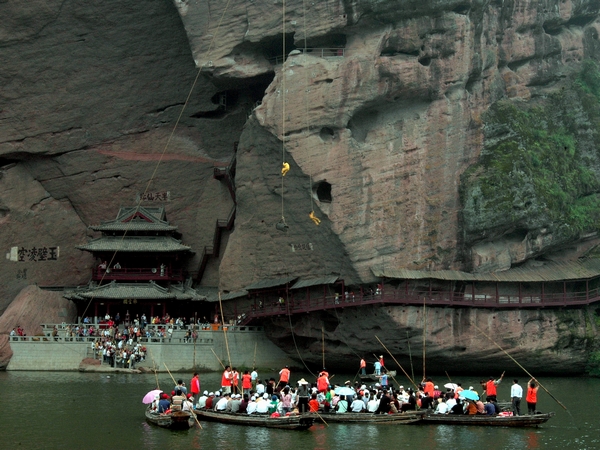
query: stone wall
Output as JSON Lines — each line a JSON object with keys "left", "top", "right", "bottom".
{"left": 6, "top": 329, "right": 292, "bottom": 372}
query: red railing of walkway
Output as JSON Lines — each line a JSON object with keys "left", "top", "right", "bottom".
{"left": 93, "top": 267, "right": 184, "bottom": 282}
{"left": 240, "top": 288, "right": 600, "bottom": 324}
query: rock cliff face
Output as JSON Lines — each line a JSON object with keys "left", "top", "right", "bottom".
{"left": 263, "top": 304, "right": 599, "bottom": 375}
{"left": 1, "top": 0, "right": 600, "bottom": 372}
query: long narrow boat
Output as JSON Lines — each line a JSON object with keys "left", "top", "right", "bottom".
{"left": 314, "top": 411, "right": 424, "bottom": 424}
{"left": 194, "top": 409, "right": 314, "bottom": 430}
{"left": 145, "top": 407, "right": 195, "bottom": 429}
{"left": 359, "top": 370, "right": 397, "bottom": 381}
{"left": 421, "top": 412, "right": 554, "bottom": 427}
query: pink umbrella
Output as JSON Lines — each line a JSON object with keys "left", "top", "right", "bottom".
{"left": 142, "top": 389, "right": 162, "bottom": 404}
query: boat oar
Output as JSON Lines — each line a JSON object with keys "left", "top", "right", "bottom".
{"left": 375, "top": 335, "right": 419, "bottom": 391}
{"left": 445, "top": 371, "right": 452, "bottom": 383}
{"left": 210, "top": 348, "right": 226, "bottom": 370}
{"left": 472, "top": 323, "right": 568, "bottom": 411}
{"left": 406, "top": 331, "right": 415, "bottom": 383}
{"left": 146, "top": 346, "right": 160, "bottom": 390}
{"left": 163, "top": 362, "right": 203, "bottom": 429}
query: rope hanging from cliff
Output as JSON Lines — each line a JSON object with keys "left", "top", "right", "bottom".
{"left": 278, "top": 0, "right": 288, "bottom": 230}
{"left": 302, "top": 0, "right": 319, "bottom": 227}
{"left": 81, "top": 0, "right": 234, "bottom": 319}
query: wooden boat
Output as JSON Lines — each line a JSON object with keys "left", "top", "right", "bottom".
{"left": 359, "top": 370, "right": 397, "bottom": 381}
{"left": 145, "top": 407, "right": 195, "bottom": 429}
{"left": 421, "top": 412, "right": 554, "bottom": 427}
{"left": 314, "top": 411, "right": 424, "bottom": 424}
{"left": 194, "top": 409, "right": 314, "bottom": 430}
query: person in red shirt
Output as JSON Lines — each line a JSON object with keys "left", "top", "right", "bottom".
{"left": 232, "top": 368, "right": 240, "bottom": 394}
{"left": 526, "top": 378, "right": 539, "bottom": 415}
{"left": 308, "top": 393, "right": 320, "bottom": 412}
{"left": 221, "top": 366, "right": 233, "bottom": 394}
{"left": 242, "top": 370, "right": 253, "bottom": 394}
{"left": 190, "top": 372, "right": 200, "bottom": 406}
{"left": 317, "top": 373, "right": 329, "bottom": 393}
{"left": 485, "top": 372, "right": 504, "bottom": 402}
{"left": 422, "top": 378, "right": 435, "bottom": 398}
{"left": 278, "top": 365, "right": 291, "bottom": 387}
{"left": 360, "top": 358, "right": 366, "bottom": 375}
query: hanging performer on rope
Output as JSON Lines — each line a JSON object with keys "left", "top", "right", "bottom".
{"left": 281, "top": 162, "right": 290, "bottom": 176}
{"left": 309, "top": 211, "right": 321, "bottom": 225}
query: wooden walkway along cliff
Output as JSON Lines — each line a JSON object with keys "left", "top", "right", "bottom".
{"left": 239, "top": 286, "right": 600, "bottom": 324}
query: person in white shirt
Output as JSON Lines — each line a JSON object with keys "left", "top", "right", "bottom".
{"left": 351, "top": 396, "right": 365, "bottom": 412}
{"left": 256, "top": 394, "right": 270, "bottom": 414}
{"left": 446, "top": 396, "right": 457, "bottom": 410}
{"left": 510, "top": 379, "right": 523, "bottom": 416}
{"left": 197, "top": 391, "right": 208, "bottom": 409}
{"left": 434, "top": 398, "right": 449, "bottom": 414}
{"left": 215, "top": 394, "right": 229, "bottom": 411}
{"left": 256, "top": 380, "right": 265, "bottom": 396}
{"left": 367, "top": 396, "right": 380, "bottom": 412}
{"left": 246, "top": 396, "right": 258, "bottom": 415}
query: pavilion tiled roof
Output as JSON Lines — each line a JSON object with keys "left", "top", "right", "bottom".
{"left": 88, "top": 206, "right": 178, "bottom": 232}
{"left": 77, "top": 236, "right": 192, "bottom": 253}
{"left": 63, "top": 281, "right": 206, "bottom": 301}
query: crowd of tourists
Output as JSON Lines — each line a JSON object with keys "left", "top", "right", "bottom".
{"left": 150, "top": 363, "right": 541, "bottom": 418}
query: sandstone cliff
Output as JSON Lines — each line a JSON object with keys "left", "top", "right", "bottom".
{"left": 263, "top": 304, "right": 600, "bottom": 375}
{"left": 1, "top": 0, "right": 600, "bottom": 372}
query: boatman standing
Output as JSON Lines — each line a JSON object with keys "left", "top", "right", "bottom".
{"left": 360, "top": 358, "right": 367, "bottom": 375}
{"left": 190, "top": 372, "right": 201, "bottom": 407}
{"left": 485, "top": 371, "right": 504, "bottom": 402}
{"left": 279, "top": 365, "right": 291, "bottom": 387}
{"left": 510, "top": 379, "right": 523, "bottom": 416}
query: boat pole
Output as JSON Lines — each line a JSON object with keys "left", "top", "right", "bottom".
{"left": 406, "top": 331, "right": 415, "bottom": 383}
{"left": 422, "top": 297, "right": 426, "bottom": 380}
{"left": 218, "top": 291, "right": 232, "bottom": 367}
{"left": 253, "top": 341, "right": 257, "bottom": 369}
{"left": 322, "top": 327, "right": 325, "bottom": 369}
{"left": 163, "top": 362, "right": 203, "bottom": 429}
{"left": 146, "top": 347, "right": 160, "bottom": 390}
{"left": 472, "top": 323, "right": 568, "bottom": 411}
{"left": 375, "top": 335, "right": 419, "bottom": 391}
{"left": 210, "top": 348, "right": 226, "bottom": 370}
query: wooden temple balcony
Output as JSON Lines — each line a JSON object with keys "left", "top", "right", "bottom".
{"left": 92, "top": 267, "right": 184, "bottom": 282}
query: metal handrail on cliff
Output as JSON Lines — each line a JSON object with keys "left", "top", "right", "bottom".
{"left": 268, "top": 47, "right": 346, "bottom": 65}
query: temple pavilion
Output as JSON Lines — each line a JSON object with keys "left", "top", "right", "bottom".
{"left": 65, "top": 206, "right": 205, "bottom": 321}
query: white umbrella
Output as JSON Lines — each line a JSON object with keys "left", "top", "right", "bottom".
{"left": 334, "top": 387, "right": 356, "bottom": 396}
{"left": 142, "top": 389, "right": 162, "bottom": 404}
{"left": 444, "top": 382, "right": 458, "bottom": 391}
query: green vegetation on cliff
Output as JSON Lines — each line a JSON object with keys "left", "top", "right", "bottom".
{"left": 461, "top": 60, "right": 600, "bottom": 242}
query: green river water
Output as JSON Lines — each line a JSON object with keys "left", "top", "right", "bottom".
{"left": 0, "top": 371, "right": 598, "bottom": 450}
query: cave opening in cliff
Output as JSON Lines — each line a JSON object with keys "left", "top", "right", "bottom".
{"left": 261, "top": 33, "right": 297, "bottom": 63}
{"left": 0, "top": 157, "right": 20, "bottom": 168}
{"left": 301, "top": 33, "right": 346, "bottom": 50}
{"left": 190, "top": 74, "right": 274, "bottom": 119}
{"left": 314, "top": 181, "right": 332, "bottom": 203}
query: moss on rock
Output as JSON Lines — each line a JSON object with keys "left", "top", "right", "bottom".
{"left": 461, "top": 60, "right": 600, "bottom": 245}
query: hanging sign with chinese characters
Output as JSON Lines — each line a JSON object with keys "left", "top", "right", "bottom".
{"left": 290, "top": 243, "right": 314, "bottom": 252}
{"left": 137, "top": 191, "right": 171, "bottom": 202}
{"left": 7, "top": 246, "right": 60, "bottom": 262}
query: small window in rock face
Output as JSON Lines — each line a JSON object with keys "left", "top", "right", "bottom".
{"left": 320, "top": 127, "right": 335, "bottom": 141}
{"left": 314, "top": 181, "right": 332, "bottom": 203}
